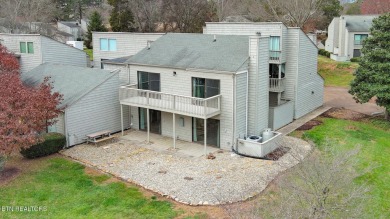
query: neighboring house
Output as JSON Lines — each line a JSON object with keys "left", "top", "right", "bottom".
{"left": 118, "top": 24, "right": 323, "bottom": 151}
{"left": 0, "top": 33, "right": 89, "bottom": 73}
{"left": 57, "top": 21, "right": 82, "bottom": 40}
{"left": 325, "top": 15, "right": 378, "bottom": 61}
{"left": 22, "top": 63, "right": 124, "bottom": 147}
{"left": 92, "top": 32, "right": 165, "bottom": 69}
{"left": 307, "top": 33, "right": 325, "bottom": 49}
{"left": 101, "top": 56, "right": 132, "bottom": 84}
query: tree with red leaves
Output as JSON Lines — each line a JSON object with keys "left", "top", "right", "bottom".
{"left": 361, "top": 0, "right": 390, "bottom": 15}
{"left": 0, "top": 45, "right": 63, "bottom": 157}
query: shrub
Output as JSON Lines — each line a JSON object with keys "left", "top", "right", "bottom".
{"left": 318, "top": 49, "right": 331, "bottom": 58}
{"left": 350, "top": 57, "right": 361, "bottom": 62}
{"left": 20, "top": 133, "right": 66, "bottom": 159}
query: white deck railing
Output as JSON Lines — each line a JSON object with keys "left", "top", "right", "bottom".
{"left": 269, "top": 50, "right": 281, "bottom": 62}
{"left": 269, "top": 78, "right": 285, "bottom": 92}
{"left": 119, "top": 85, "right": 222, "bottom": 119}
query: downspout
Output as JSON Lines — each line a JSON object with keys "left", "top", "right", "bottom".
{"left": 64, "top": 109, "right": 69, "bottom": 148}
{"left": 232, "top": 73, "right": 236, "bottom": 151}
{"left": 246, "top": 71, "right": 249, "bottom": 136}
{"left": 295, "top": 30, "right": 300, "bottom": 118}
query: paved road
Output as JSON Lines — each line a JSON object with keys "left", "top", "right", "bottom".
{"left": 324, "top": 86, "right": 384, "bottom": 115}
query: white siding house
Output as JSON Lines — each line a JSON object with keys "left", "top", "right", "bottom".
{"left": 92, "top": 32, "right": 165, "bottom": 69}
{"left": 204, "top": 22, "right": 324, "bottom": 121}
{"left": 117, "top": 28, "right": 323, "bottom": 151}
{"left": 0, "top": 33, "right": 89, "bottom": 73}
{"left": 325, "top": 15, "right": 378, "bottom": 61}
{"left": 57, "top": 21, "right": 82, "bottom": 40}
{"left": 22, "top": 63, "right": 126, "bottom": 147}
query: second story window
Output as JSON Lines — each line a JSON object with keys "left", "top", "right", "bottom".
{"left": 354, "top": 34, "right": 368, "bottom": 45}
{"left": 138, "top": 71, "right": 160, "bottom": 91}
{"left": 100, "top": 38, "right": 117, "bottom": 51}
{"left": 20, "top": 42, "right": 34, "bottom": 54}
{"left": 269, "top": 36, "right": 280, "bottom": 51}
{"left": 192, "top": 78, "right": 220, "bottom": 98}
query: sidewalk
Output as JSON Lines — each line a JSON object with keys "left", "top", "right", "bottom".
{"left": 277, "top": 106, "right": 331, "bottom": 135}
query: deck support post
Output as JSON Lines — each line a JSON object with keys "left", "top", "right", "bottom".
{"left": 147, "top": 108, "right": 150, "bottom": 143}
{"left": 173, "top": 113, "right": 176, "bottom": 149}
{"left": 120, "top": 104, "right": 124, "bottom": 136}
{"left": 277, "top": 64, "right": 282, "bottom": 105}
{"left": 204, "top": 118, "right": 207, "bottom": 155}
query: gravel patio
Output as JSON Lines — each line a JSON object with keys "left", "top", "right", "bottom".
{"left": 61, "top": 131, "right": 311, "bottom": 205}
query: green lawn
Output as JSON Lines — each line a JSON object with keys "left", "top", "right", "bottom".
{"left": 298, "top": 117, "right": 390, "bottom": 218}
{"left": 318, "top": 56, "right": 359, "bottom": 87}
{"left": 84, "top": 49, "right": 93, "bottom": 61}
{"left": 0, "top": 158, "right": 178, "bottom": 219}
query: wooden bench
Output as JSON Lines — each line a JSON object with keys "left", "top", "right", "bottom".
{"left": 86, "top": 130, "right": 115, "bottom": 145}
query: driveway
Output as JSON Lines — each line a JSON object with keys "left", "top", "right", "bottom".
{"left": 324, "top": 86, "right": 384, "bottom": 115}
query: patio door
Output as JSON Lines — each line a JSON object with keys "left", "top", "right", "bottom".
{"left": 192, "top": 118, "right": 220, "bottom": 148}
{"left": 139, "top": 108, "right": 161, "bottom": 134}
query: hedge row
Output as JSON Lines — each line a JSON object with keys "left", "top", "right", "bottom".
{"left": 318, "top": 49, "right": 331, "bottom": 58}
{"left": 350, "top": 57, "right": 361, "bottom": 62}
{"left": 20, "top": 133, "right": 66, "bottom": 159}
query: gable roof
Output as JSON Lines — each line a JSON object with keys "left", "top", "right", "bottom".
{"left": 344, "top": 15, "right": 378, "bottom": 32}
{"left": 103, "top": 55, "right": 133, "bottom": 65}
{"left": 126, "top": 33, "right": 250, "bottom": 73}
{"left": 59, "top": 21, "right": 80, "bottom": 28}
{"left": 22, "top": 63, "right": 118, "bottom": 108}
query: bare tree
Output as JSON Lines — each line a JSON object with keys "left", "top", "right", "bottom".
{"left": 263, "top": 0, "right": 325, "bottom": 28}
{"left": 223, "top": 142, "right": 371, "bottom": 219}
{"left": 129, "top": 0, "right": 162, "bottom": 32}
{"left": 162, "top": 0, "right": 210, "bottom": 33}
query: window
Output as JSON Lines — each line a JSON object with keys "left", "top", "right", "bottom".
{"left": 192, "top": 78, "right": 220, "bottom": 98}
{"left": 269, "top": 36, "right": 280, "bottom": 51}
{"left": 100, "top": 38, "right": 117, "bottom": 51}
{"left": 20, "top": 42, "right": 27, "bottom": 53}
{"left": 138, "top": 71, "right": 160, "bottom": 91}
{"left": 354, "top": 34, "right": 368, "bottom": 45}
{"left": 20, "top": 42, "right": 34, "bottom": 54}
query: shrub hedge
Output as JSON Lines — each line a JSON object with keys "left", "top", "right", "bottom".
{"left": 20, "top": 133, "right": 66, "bottom": 159}
{"left": 350, "top": 57, "right": 361, "bottom": 62}
{"left": 318, "top": 49, "right": 331, "bottom": 58}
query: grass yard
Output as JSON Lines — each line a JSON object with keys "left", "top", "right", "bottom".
{"left": 318, "top": 55, "right": 359, "bottom": 87}
{"left": 294, "top": 116, "right": 390, "bottom": 218}
{"left": 84, "top": 49, "right": 93, "bottom": 61}
{"left": 0, "top": 157, "right": 178, "bottom": 219}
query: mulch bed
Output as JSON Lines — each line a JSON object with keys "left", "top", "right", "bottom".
{"left": 264, "top": 147, "right": 290, "bottom": 161}
{"left": 322, "top": 107, "right": 368, "bottom": 121}
{"left": 0, "top": 167, "right": 20, "bottom": 185}
{"left": 297, "top": 120, "right": 323, "bottom": 131}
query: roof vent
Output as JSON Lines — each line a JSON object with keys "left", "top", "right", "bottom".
{"left": 213, "top": 35, "right": 217, "bottom": 42}
{"left": 147, "top": 41, "right": 151, "bottom": 50}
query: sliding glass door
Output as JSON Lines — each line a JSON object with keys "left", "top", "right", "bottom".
{"left": 192, "top": 118, "right": 220, "bottom": 148}
{"left": 139, "top": 108, "right": 161, "bottom": 134}
{"left": 138, "top": 71, "right": 160, "bottom": 91}
{"left": 192, "top": 77, "right": 220, "bottom": 98}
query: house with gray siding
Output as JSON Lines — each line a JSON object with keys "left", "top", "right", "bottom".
{"left": 325, "top": 15, "right": 378, "bottom": 61}
{"left": 57, "top": 21, "right": 82, "bottom": 40}
{"left": 92, "top": 32, "right": 165, "bottom": 69}
{"left": 22, "top": 63, "right": 123, "bottom": 147}
{"left": 0, "top": 33, "right": 89, "bottom": 73}
{"left": 118, "top": 23, "right": 323, "bottom": 152}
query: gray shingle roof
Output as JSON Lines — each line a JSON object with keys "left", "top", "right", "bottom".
{"left": 103, "top": 56, "right": 133, "bottom": 65}
{"left": 126, "top": 33, "right": 250, "bottom": 72}
{"left": 59, "top": 21, "right": 80, "bottom": 28}
{"left": 22, "top": 63, "right": 117, "bottom": 108}
{"left": 344, "top": 15, "right": 378, "bottom": 32}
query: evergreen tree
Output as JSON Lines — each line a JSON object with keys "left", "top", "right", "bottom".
{"left": 85, "top": 11, "right": 107, "bottom": 49}
{"left": 349, "top": 13, "right": 390, "bottom": 120}
{"left": 108, "top": 0, "right": 135, "bottom": 32}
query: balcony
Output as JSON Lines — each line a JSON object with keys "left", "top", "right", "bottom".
{"left": 119, "top": 85, "right": 221, "bottom": 119}
{"left": 269, "top": 50, "right": 281, "bottom": 63}
{"left": 269, "top": 78, "right": 285, "bottom": 92}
